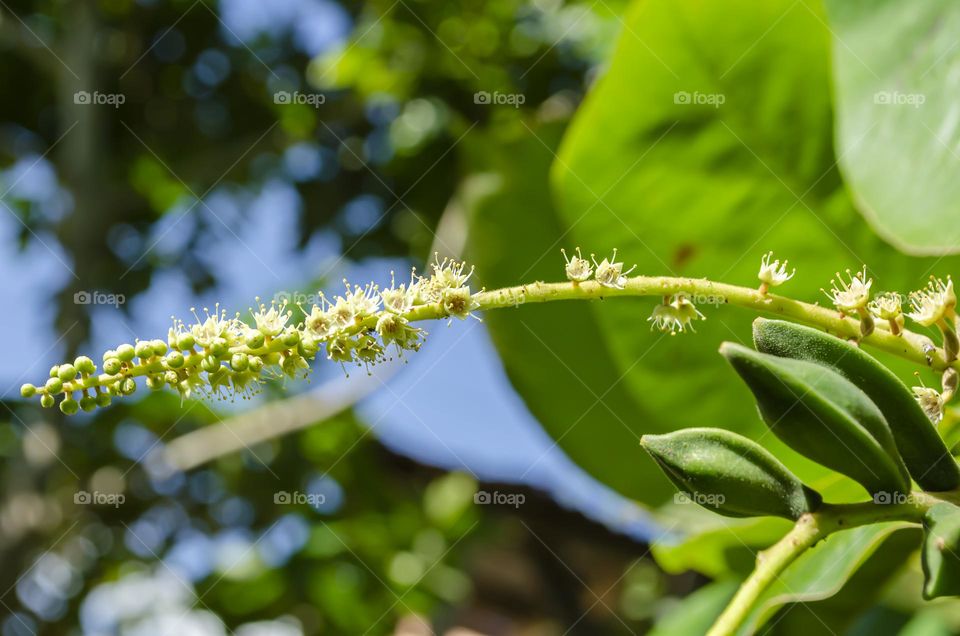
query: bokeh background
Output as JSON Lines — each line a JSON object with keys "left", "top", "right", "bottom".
{"left": 4, "top": 0, "right": 960, "bottom": 634}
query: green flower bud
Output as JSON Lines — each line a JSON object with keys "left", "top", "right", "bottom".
{"left": 49, "top": 365, "right": 60, "bottom": 378}
{"left": 57, "top": 364, "right": 77, "bottom": 381}
{"left": 248, "top": 356, "right": 265, "bottom": 373}
{"left": 281, "top": 330, "right": 300, "bottom": 347}
{"left": 165, "top": 351, "right": 185, "bottom": 369}
{"left": 209, "top": 338, "right": 229, "bottom": 357}
{"left": 59, "top": 398, "right": 79, "bottom": 415}
{"left": 95, "top": 392, "right": 112, "bottom": 408}
{"left": 116, "top": 344, "right": 136, "bottom": 362}
{"left": 164, "top": 370, "right": 179, "bottom": 385}
{"left": 178, "top": 334, "right": 195, "bottom": 350}
{"left": 20, "top": 384, "right": 36, "bottom": 398}
{"left": 642, "top": 428, "right": 821, "bottom": 520}
{"left": 753, "top": 319, "right": 960, "bottom": 492}
{"left": 201, "top": 355, "right": 220, "bottom": 372}
{"left": 151, "top": 340, "right": 168, "bottom": 357}
{"left": 79, "top": 395, "right": 96, "bottom": 412}
{"left": 146, "top": 375, "right": 164, "bottom": 390}
{"left": 45, "top": 377, "right": 63, "bottom": 393}
{"left": 231, "top": 353, "right": 249, "bottom": 372}
{"left": 120, "top": 377, "right": 137, "bottom": 395}
{"left": 245, "top": 331, "right": 266, "bottom": 349}
{"left": 103, "top": 349, "right": 117, "bottom": 362}
{"left": 103, "top": 358, "right": 122, "bottom": 375}
{"left": 135, "top": 341, "right": 154, "bottom": 359}
{"left": 40, "top": 394, "right": 54, "bottom": 408}
{"left": 721, "top": 342, "right": 910, "bottom": 496}
{"left": 298, "top": 337, "right": 319, "bottom": 358}
{"left": 74, "top": 356, "right": 96, "bottom": 375}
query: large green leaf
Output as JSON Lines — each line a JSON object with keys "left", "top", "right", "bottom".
{"left": 737, "top": 524, "right": 917, "bottom": 635}
{"left": 540, "top": 0, "right": 960, "bottom": 502}
{"left": 648, "top": 579, "right": 739, "bottom": 636}
{"left": 826, "top": 0, "right": 960, "bottom": 255}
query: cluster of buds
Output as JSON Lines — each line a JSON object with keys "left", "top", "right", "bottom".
{"left": 562, "top": 248, "right": 636, "bottom": 289}
{"left": 19, "top": 256, "right": 479, "bottom": 415}
{"left": 648, "top": 295, "right": 706, "bottom": 335}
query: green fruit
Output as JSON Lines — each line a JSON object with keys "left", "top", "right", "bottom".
{"left": 922, "top": 502, "right": 960, "bottom": 599}
{"left": 753, "top": 318, "right": 960, "bottom": 491}
{"left": 720, "top": 342, "right": 910, "bottom": 496}
{"left": 641, "top": 428, "right": 821, "bottom": 519}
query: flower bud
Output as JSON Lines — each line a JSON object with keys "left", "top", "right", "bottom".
{"left": 178, "top": 334, "right": 195, "bottom": 350}
{"left": 74, "top": 356, "right": 96, "bottom": 375}
{"left": 164, "top": 371, "right": 179, "bottom": 385}
{"left": 248, "top": 356, "right": 265, "bottom": 373}
{"left": 40, "top": 394, "right": 54, "bottom": 408}
{"left": 231, "top": 353, "right": 249, "bottom": 372}
{"left": 245, "top": 331, "right": 265, "bottom": 349}
{"left": 164, "top": 351, "right": 185, "bottom": 369}
{"left": 201, "top": 355, "right": 220, "bottom": 372}
{"left": 20, "top": 384, "right": 36, "bottom": 398}
{"left": 59, "top": 398, "right": 79, "bottom": 415}
{"left": 135, "top": 341, "right": 154, "bottom": 359}
{"left": 209, "top": 338, "right": 229, "bottom": 357}
{"left": 151, "top": 340, "right": 168, "bottom": 357}
{"left": 642, "top": 428, "right": 821, "bottom": 520}
{"left": 103, "top": 358, "right": 122, "bottom": 375}
{"left": 45, "top": 377, "right": 63, "bottom": 393}
{"left": 116, "top": 344, "right": 136, "bottom": 361}
{"left": 95, "top": 392, "right": 112, "bottom": 408}
{"left": 120, "top": 377, "right": 137, "bottom": 395}
{"left": 57, "top": 364, "right": 77, "bottom": 381}
{"left": 281, "top": 330, "right": 300, "bottom": 347}
{"left": 79, "top": 395, "right": 96, "bottom": 412}
{"left": 49, "top": 365, "right": 59, "bottom": 378}
{"left": 146, "top": 375, "right": 164, "bottom": 390}
{"left": 103, "top": 350, "right": 117, "bottom": 362}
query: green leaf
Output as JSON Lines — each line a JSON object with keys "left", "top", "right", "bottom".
{"left": 737, "top": 523, "right": 917, "bottom": 635}
{"left": 825, "top": 0, "right": 960, "bottom": 255}
{"left": 648, "top": 579, "right": 740, "bottom": 636}
{"left": 922, "top": 502, "right": 960, "bottom": 599}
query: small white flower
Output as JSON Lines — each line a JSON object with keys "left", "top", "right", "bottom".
{"left": 442, "top": 286, "right": 479, "bottom": 321}
{"left": 431, "top": 255, "right": 474, "bottom": 290}
{"left": 252, "top": 299, "right": 291, "bottom": 337}
{"left": 868, "top": 292, "right": 903, "bottom": 321}
{"left": 757, "top": 251, "right": 794, "bottom": 290}
{"left": 649, "top": 302, "right": 682, "bottom": 334}
{"left": 561, "top": 247, "right": 593, "bottom": 282}
{"left": 648, "top": 296, "right": 704, "bottom": 335}
{"left": 329, "top": 297, "right": 357, "bottom": 329}
{"left": 190, "top": 305, "right": 241, "bottom": 347}
{"left": 592, "top": 249, "right": 636, "bottom": 289}
{"left": 913, "top": 386, "right": 945, "bottom": 424}
{"left": 824, "top": 267, "right": 872, "bottom": 312}
{"left": 344, "top": 281, "right": 381, "bottom": 316}
{"left": 305, "top": 305, "right": 333, "bottom": 338}
{"left": 907, "top": 276, "right": 956, "bottom": 327}
{"left": 381, "top": 271, "right": 417, "bottom": 314}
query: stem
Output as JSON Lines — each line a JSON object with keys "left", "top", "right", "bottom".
{"left": 40, "top": 275, "right": 953, "bottom": 399}
{"left": 707, "top": 493, "right": 953, "bottom": 636}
